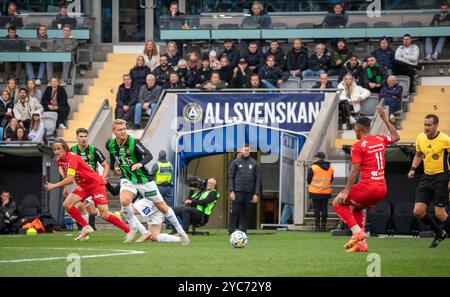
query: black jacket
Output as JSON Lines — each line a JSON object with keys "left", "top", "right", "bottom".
{"left": 219, "top": 46, "right": 240, "bottom": 69}
{"left": 379, "top": 83, "right": 403, "bottom": 102}
{"left": 307, "top": 160, "right": 334, "bottom": 185}
{"left": 372, "top": 47, "right": 395, "bottom": 70}
{"left": 313, "top": 81, "right": 334, "bottom": 89}
{"left": 258, "top": 65, "right": 288, "bottom": 85}
{"left": 0, "top": 99, "right": 14, "bottom": 123}
{"left": 228, "top": 156, "right": 261, "bottom": 195}
{"left": 129, "top": 65, "right": 152, "bottom": 89}
{"left": 362, "top": 64, "right": 388, "bottom": 93}
{"left": 116, "top": 83, "right": 138, "bottom": 108}
{"left": 243, "top": 49, "right": 265, "bottom": 72}
{"left": 41, "top": 86, "right": 69, "bottom": 111}
{"left": 307, "top": 53, "right": 331, "bottom": 72}
{"left": 231, "top": 67, "right": 252, "bottom": 88}
{"left": 264, "top": 47, "right": 286, "bottom": 70}
{"left": 219, "top": 65, "right": 234, "bottom": 85}
{"left": 286, "top": 46, "right": 309, "bottom": 73}
{"left": 194, "top": 66, "right": 212, "bottom": 87}
{"left": 163, "top": 81, "right": 186, "bottom": 89}
{"left": 1, "top": 198, "right": 19, "bottom": 225}
{"left": 338, "top": 59, "right": 364, "bottom": 84}
{"left": 430, "top": 12, "right": 450, "bottom": 25}
{"left": 153, "top": 65, "right": 174, "bottom": 87}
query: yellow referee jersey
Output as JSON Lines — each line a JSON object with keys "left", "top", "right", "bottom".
{"left": 415, "top": 132, "right": 450, "bottom": 175}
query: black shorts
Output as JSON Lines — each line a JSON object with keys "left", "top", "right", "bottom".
{"left": 415, "top": 172, "right": 449, "bottom": 207}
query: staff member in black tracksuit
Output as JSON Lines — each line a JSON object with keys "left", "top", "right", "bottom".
{"left": 228, "top": 144, "right": 261, "bottom": 235}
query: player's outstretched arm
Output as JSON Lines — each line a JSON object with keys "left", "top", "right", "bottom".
{"left": 45, "top": 173, "right": 75, "bottom": 191}
{"left": 335, "top": 163, "right": 360, "bottom": 204}
{"left": 376, "top": 106, "right": 400, "bottom": 143}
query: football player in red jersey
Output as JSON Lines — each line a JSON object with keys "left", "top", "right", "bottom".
{"left": 45, "top": 138, "right": 131, "bottom": 240}
{"left": 333, "top": 106, "right": 400, "bottom": 252}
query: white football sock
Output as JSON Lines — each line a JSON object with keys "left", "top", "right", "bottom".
{"left": 82, "top": 214, "right": 89, "bottom": 225}
{"left": 350, "top": 225, "right": 362, "bottom": 234}
{"left": 123, "top": 205, "right": 147, "bottom": 234}
{"left": 164, "top": 207, "right": 185, "bottom": 235}
{"left": 157, "top": 233, "right": 181, "bottom": 242}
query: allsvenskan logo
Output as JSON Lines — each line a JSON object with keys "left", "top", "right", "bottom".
{"left": 183, "top": 103, "right": 203, "bottom": 123}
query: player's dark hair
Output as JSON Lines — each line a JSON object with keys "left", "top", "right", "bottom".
{"left": 53, "top": 138, "right": 70, "bottom": 152}
{"left": 1, "top": 189, "right": 10, "bottom": 195}
{"left": 76, "top": 128, "right": 89, "bottom": 136}
{"left": 425, "top": 114, "right": 439, "bottom": 124}
{"left": 356, "top": 117, "right": 371, "bottom": 129}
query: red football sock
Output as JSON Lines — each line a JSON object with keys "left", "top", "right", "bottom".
{"left": 352, "top": 209, "right": 365, "bottom": 232}
{"left": 67, "top": 206, "right": 88, "bottom": 228}
{"left": 107, "top": 214, "right": 130, "bottom": 234}
{"left": 333, "top": 204, "right": 357, "bottom": 230}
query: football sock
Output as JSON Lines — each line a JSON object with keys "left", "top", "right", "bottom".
{"left": 123, "top": 205, "right": 147, "bottom": 234}
{"left": 352, "top": 209, "right": 365, "bottom": 232}
{"left": 420, "top": 214, "right": 443, "bottom": 235}
{"left": 333, "top": 204, "right": 359, "bottom": 234}
{"left": 107, "top": 214, "right": 130, "bottom": 233}
{"left": 157, "top": 233, "right": 181, "bottom": 242}
{"left": 82, "top": 214, "right": 89, "bottom": 225}
{"left": 67, "top": 206, "right": 88, "bottom": 228}
{"left": 164, "top": 207, "right": 185, "bottom": 235}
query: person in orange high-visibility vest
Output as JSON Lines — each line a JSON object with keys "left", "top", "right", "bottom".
{"left": 307, "top": 152, "right": 334, "bottom": 232}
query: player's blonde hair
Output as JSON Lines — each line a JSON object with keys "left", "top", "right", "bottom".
{"left": 113, "top": 119, "right": 127, "bottom": 128}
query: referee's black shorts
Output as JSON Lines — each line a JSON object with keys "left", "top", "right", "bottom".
{"left": 415, "top": 172, "right": 449, "bottom": 207}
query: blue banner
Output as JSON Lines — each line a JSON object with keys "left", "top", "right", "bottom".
{"left": 177, "top": 93, "right": 325, "bottom": 133}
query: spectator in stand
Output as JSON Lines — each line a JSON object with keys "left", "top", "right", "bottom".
{"left": 130, "top": 55, "right": 152, "bottom": 91}
{"left": 199, "top": 71, "right": 227, "bottom": 91}
{"left": 337, "top": 74, "right": 371, "bottom": 128}
{"left": 135, "top": 74, "right": 162, "bottom": 128}
{"left": 1, "top": 2, "right": 23, "bottom": 28}
{"left": 264, "top": 40, "right": 286, "bottom": 70}
{"left": 425, "top": 2, "right": 450, "bottom": 61}
{"left": 25, "top": 25, "right": 52, "bottom": 86}
{"left": 243, "top": 41, "right": 264, "bottom": 73}
{"left": 303, "top": 43, "right": 331, "bottom": 78}
{"left": 379, "top": 75, "right": 403, "bottom": 123}
{"left": 41, "top": 78, "right": 70, "bottom": 129}
{"left": 175, "top": 59, "right": 191, "bottom": 86}
{"left": 5, "top": 78, "right": 19, "bottom": 102}
{"left": 322, "top": 3, "right": 348, "bottom": 28}
{"left": 143, "top": 40, "right": 160, "bottom": 71}
{"left": 11, "top": 126, "right": 27, "bottom": 141}
{"left": 13, "top": 88, "right": 43, "bottom": 130}
{"left": 328, "top": 39, "right": 352, "bottom": 76}
{"left": 246, "top": 74, "right": 263, "bottom": 89}
{"left": 241, "top": 1, "right": 271, "bottom": 29}
{"left": 338, "top": 55, "right": 364, "bottom": 84}
{"left": 372, "top": 37, "right": 395, "bottom": 75}
{"left": 165, "top": 72, "right": 186, "bottom": 89}
{"left": 3, "top": 117, "right": 18, "bottom": 140}
{"left": 28, "top": 112, "right": 44, "bottom": 142}
{"left": 218, "top": 56, "right": 234, "bottom": 86}
{"left": 53, "top": 5, "right": 77, "bottom": 28}
{"left": 219, "top": 39, "right": 240, "bottom": 69}
{"left": 362, "top": 55, "right": 388, "bottom": 94}
{"left": 165, "top": 1, "right": 185, "bottom": 56}
{"left": 313, "top": 72, "right": 334, "bottom": 89}
{"left": 27, "top": 79, "right": 42, "bottom": 103}
{"left": 166, "top": 41, "right": 182, "bottom": 67}
{"left": 393, "top": 34, "right": 423, "bottom": 94}
{"left": 0, "top": 90, "right": 14, "bottom": 128}
{"left": 286, "top": 39, "right": 309, "bottom": 78}
{"left": 115, "top": 74, "right": 137, "bottom": 124}
{"left": 209, "top": 50, "right": 221, "bottom": 71}
{"left": 0, "top": 190, "right": 19, "bottom": 234}
{"left": 153, "top": 54, "right": 173, "bottom": 87}
{"left": 194, "top": 55, "right": 212, "bottom": 87}
{"left": 52, "top": 25, "right": 78, "bottom": 86}
{"left": 186, "top": 51, "right": 200, "bottom": 87}
{"left": 258, "top": 55, "right": 288, "bottom": 89}
{"left": 4, "top": 26, "right": 21, "bottom": 82}
{"left": 231, "top": 58, "right": 252, "bottom": 88}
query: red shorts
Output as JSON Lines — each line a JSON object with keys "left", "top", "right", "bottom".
{"left": 345, "top": 182, "right": 387, "bottom": 210}
{"left": 72, "top": 183, "right": 108, "bottom": 205}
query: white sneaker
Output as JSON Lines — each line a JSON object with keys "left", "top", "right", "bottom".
{"left": 35, "top": 79, "right": 41, "bottom": 86}
{"left": 75, "top": 225, "right": 94, "bottom": 241}
{"left": 123, "top": 229, "right": 137, "bottom": 243}
{"left": 425, "top": 53, "right": 432, "bottom": 61}
{"left": 389, "top": 114, "right": 396, "bottom": 124}
{"left": 349, "top": 116, "right": 356, "bottom": 125}
{"left": 59, "top": 123, "right": 66, "bottom": 129}
{"left": 432, "top": 53, "right": 438, "bottom": 60}
{"left": 180, "top": 232, "right": 190, "bottom": 246}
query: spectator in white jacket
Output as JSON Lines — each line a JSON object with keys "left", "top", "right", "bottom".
{"left": 143, "top": 40, "right": 160, "bottom": 71}
{"left": 28, "top": 112, "right": 45, "bottom": 142}
{"left": 337, "top": 74, "right": 371, "bottom": 129}
{"left": 393, "top": 34, "right": 423, "bottom": 94}
{"left": 13, "top": 88, "right": 44, "bottom": 130}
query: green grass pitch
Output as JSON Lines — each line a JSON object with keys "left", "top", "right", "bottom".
{"left": 0, "top": 230, "right": 449, "bottom": 277}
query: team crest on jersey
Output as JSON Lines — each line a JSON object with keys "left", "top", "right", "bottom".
{"left": 432, "top": 154, "right": 439, "bottom": 160}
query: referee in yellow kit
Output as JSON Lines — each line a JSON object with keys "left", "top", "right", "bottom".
{"left": 408, "top": 114, "right": 450, "bottom": 248}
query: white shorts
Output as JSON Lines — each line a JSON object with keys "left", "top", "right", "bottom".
{"left": 120, "top": 179, "right": 164, "bottom": 204}
{"left": 133, "top": 198, "right": 164, "bottom": 225}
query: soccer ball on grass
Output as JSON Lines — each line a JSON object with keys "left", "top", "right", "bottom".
{"left": 229, "top": 231, "right": 248, "bottom": 248}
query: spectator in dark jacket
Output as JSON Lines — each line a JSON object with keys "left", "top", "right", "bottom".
{"left": 115, "top": 74, "right": 137, "bottom": 123}
{"left": 129, "top": 56, "right": 152, "bottom": 90}
{"left": 0, "top": 190, "right": 19, "bottom": 234}
{"left": 1, "top": 2, "right": 23, "bottom": 28}
{"left": 41, "top": 78, "right": 70, "bottom": 129}
{"left": 313, "top": 72, "right": 334, "bottom": 89}
{"left": 372, "top": 37, "right": 396, "bottom": 74}
{"left": 218, "top": 56, "right": 234, "bottom": 86}
{"left": 175, "top": 59, "right": 191, "bottom": 86}
{"left": 219, "top": 39, "right": 240, "bottom": 69}
{"left": 263, "top": 40, "right": 286, "bottom": 70}
{"left": 199, "top": 71, "right": 227, "bottom": 91}
{"left": 243, "top": 42, "right": 265, "bottom": 73}
{"left": 246, "top": 74, "right": 263, "bottom": 89}
{"left": 228, "top": 144, "right": 261, "bottom": 235}
{"left": 165, "top": 41, "right": 182, "bottom": 67}
{"left": 328, "top": 39, "right": 352, "bottom": 76}
{"left": 258, "top": 55, "right": 288, "bottom": 89}
{"left": 164, "top": 2, "right": 185, "bottom": 56}
{"left": 338, "top": 55, "right": 364, "bottom": 84}
{"left": 164, "top": 72, "right": 186, "bottom": 89}
{"left": 380, "top": 75, "right": 403, "bottom": 122}
{"left": 153, "top": 54, "right": 174, "bottom": 87}
{"left": 362, "top": 55, "right": 388, "bottom": 94}
{"left": 231, "top": 59, "right": 252, "bottom": 88}
{"left": 285, "top": 39, "right": 308, "bottom": 78}
{"left": 3, "top": 26, "right": 21, "bottom": 81}
{"left": 0, "top": 90, "right": 14, "bottom": 128}
{"left": 194, "top": 56, "right": 212, "bottom": 87}
{"left": 241, "top": 1, "right": 271, "bottom": 28}
{"left": 425, "top": 2, "right": 450, "bottom": 60}
{"left": 322, "top": 3, "right": 348, "bottom": 28}
{"left": 303, "top": 43, "right": 331, "bottom": 77}
{"left": 134, "top": 74, "right": 162, "bottom": 128}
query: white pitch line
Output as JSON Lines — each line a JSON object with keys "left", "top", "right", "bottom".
{"left": 0, "top": 247, "right": 145, "bottom": 264}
